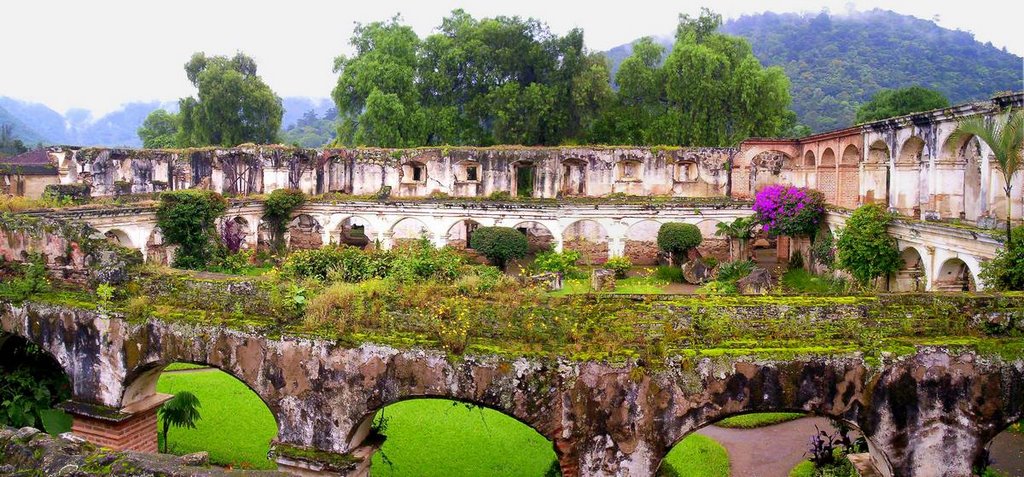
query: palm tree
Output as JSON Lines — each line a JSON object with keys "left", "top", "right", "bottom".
{"left": 952, "top": 108, "right": 1024, "bottom": 243}
{"left": 158, "top": 391, "right": 202, "bottom": 453}
{"left": 715, "top": 216, "right": 757, "bottom": 260}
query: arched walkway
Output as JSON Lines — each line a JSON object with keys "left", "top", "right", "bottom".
{"left": 334, "top": 215, "right": 376, "bottom": 249}
{"left": 0, "top": 332, "right": 72, "bottom": 434}
{"left": 287, "top": 214, "right": 324, "bottom": 250}
{"left": 624, "top": 220, "right": 663, "bottom": 265}
{"left": 445, "top": 219, "right": 481, "bottom": 250}
{"left": 864, "top": 140, "right": 891, "bottom": 205}
{"left": 695, "top": 219, "right": 729, "bottom": 262}
{"left": 389, "top": 217, "right": 432, "bottom": 248}
{"left": 934, "top": 257, "right": 977, "bottom": 291}
{"left": 891, "top": 246, "right": 927, "bottom": 292}
{"left": 894, "top": 137, "right": 926, "bottom": 216}
{"left": 103, "top": 229, "right": 132, "bottom": 248}
{"left": 511, "top": 221, "right": 556, "bottom": 255}
{"left": 941, "top": 133, "right": 984, "bottom": 222}
{"left": 221, "top": 216, "right": 250, "bottom": 252}
{"left": 563, "top": 219, "right": 610, "bottom": 265}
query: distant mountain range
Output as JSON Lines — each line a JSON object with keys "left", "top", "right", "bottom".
{"left": 3, "top": 8, "right": 1020, "bottom": 146}
{"left": 604, "top": 9, "right": 1023, "bottom": 132}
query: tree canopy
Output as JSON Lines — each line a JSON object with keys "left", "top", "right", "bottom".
{"left": 178, "top": 52, "right": 283, "bottom": 147}
{"left": 855, "top": 86, "right": 950, "bottom": 123}
{"left": 591, "top": 9, "right": 793, "bottom": 146}
{"left": 137, "top": 109, "right": 179, "bottom": 148}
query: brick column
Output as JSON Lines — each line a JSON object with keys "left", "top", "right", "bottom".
{"left": 776, "top": 236, "right": 791, "bottom": 261}
{"left": 61, "top": 393, "right": 172, "bottom": 452}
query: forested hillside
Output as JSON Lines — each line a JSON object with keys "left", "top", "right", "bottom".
{"left": 605, "top": 9, "right": 1022, "bottom": 132}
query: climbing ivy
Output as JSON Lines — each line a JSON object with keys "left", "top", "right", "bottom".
{"left": 155, "top": 190, "right": 228, "bottom": 269}
{"left": 263, "top": 189, "right": 306, "bottom": 253}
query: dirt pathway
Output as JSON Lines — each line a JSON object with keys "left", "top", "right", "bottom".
{"left": 696, "top": 417, "right": 833, "bottom": 477}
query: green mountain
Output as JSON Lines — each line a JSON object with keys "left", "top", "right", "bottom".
{"left": 604, "top": 9, "right": 1023, "bottom": 132}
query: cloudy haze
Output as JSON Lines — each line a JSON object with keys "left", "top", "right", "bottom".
{"left": 2, "top": 0, "right": 1022, "bottom": 117}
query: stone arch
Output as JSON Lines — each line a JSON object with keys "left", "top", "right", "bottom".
{"left": 511, "top": 221, "right": 556, "bottom": 254}
{"left": 624, "top": 219, "right": 664, "bottom": 265}
{"left": 287, "top": 213, "right": 323, "bottom": 250}
{"left": 803, "top": 150, "right": 816, "bottom": 167}
{"left": 446, "top": 219, "right": 482, "bottom": 249}
{"left": 820, "top": 148, "right": 836, "bottom": 167}
{"left": 841, "top": 144, "right": 860, "bottom": 165}
{"left": 867, "top": 140, "right": 890, "bottom": 164}
{"left": 103, "top": 229, "right": 132, "bottom": 248}
{"left": 560, "top": 158, "right": 587, "bottom": 196}
{"left": 563, "top": 219, "right": 610, "bottom": 264}
{"left": 222, "top": 216, "right": 250, "bottom": 252}
{"left": 389, "top": 217, "right": 432, "bottom": 247}
{"left": 863, "top": 140, "right": 891, "bottom": 205}
{"left": 898, "top": 136, "right": 926, "bottom": 165}
{"left": 934, "top": 257, "right": 978, "bottom": 291}
{"left": 943, "top": 133, "right": 984, "bottom": 221}
{"left": 750, "top": 150, "right": 796, "bottom": 191}
{"left": 346, "top": 396, "right": 560, "bottom": 473}
{"left": 891, "top": 246, "right": 928, "bottom": 292}
{"left": 333, "top": 215, "right": 376, "bottom": 249}
{"left": 0, "top": 330, "right": 73, "bottom": 408}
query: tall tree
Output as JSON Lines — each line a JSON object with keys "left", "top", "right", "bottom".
{"left": 178, "top": 52, "right": 283, "bottom": 147}
{"left": 855, "top": 86, "right": 950, "bottom": 123}
{"left": 953, "top": 109, "right": 1024, "bottom": 243}
{"left": 137, "top": 109, "right": 179, "bottom": 148}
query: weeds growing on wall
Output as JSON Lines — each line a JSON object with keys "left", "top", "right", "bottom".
{"left": 155, "top": 190, "right": 228, "bottom": 269}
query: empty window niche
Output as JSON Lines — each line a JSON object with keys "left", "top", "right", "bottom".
{"left": 675, "top": 162, "right": 699, "bottom": 182}
{"left": 466, "top": 165, "right": 479, "bottom": 182}
{"left": 617, "top": 160, "right": 642, "bottom": 181}
{"left": 403, "top": 162, "right": 427, "bottom": 184}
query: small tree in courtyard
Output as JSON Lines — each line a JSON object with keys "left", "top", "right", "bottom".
{"left": 980, "top": 225, "right": 1024, "bottom": 290}
{"left": 470, "top": 226, "right": 528, "bottom": 270}
{"left": 158, "top": 391, "right": 201, "bottom": 453}
{"left": 156, "top": 190, "right": 228, "bottom": 269}
{"left": 657, "top": 222, "right": 703, "bottom": 264}
{"left": 263, "top": 188, "right": 306, "bottom": 253}
{"left": 836, "top": 204, "right": 900, "bottom": 286}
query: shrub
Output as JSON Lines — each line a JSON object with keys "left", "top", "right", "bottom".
{"left": 389, "top": 239, "right": 464, "bottom": 283}
{"left": 0, "top": 254, "right": 49, "bottom": 303}
{"left": 603, "top": 256, "right": 632, "bottom": 278}
{"left": 657, "top": 223, "right": 703, "bottom": 264}
{"left": 753, "top": 185, "right": 825, "bottom": 237}
{"left": 716, "top": 260, "right": 755, "bottom": 282}
{"left": 532, "top": 250, "right": 583, "bottom": 278}
{"left": 42, "top": 184, "right": 90, "bottom": 205}
{"left": 654, "top": 265, "right": 684, "bottom": 283}
{"left": 980, "top": 225, "right": 1024, "bottom": 290}
{"left": 209, "top": 249, "right": 254, "bottom": 275}
{"left": 283, "top": 245, "right": 357, "bottom": 281}
{"left": 811, "top": 230, "right": 836, "bottom": 269}
{"left": 469, "top": 226, "right": 528, "bottom": 269}
{"left": 125, "top": 295, "right": 154, "bottom": 321}
{"left": 156, "top": 190, "right": 228, "bottom": 269}
{"left": 263, "top": 189, "right": 306, "bottom": 253}
{"left": 790, "top": 250, "right": 804, "bottom": 269}
{"left": 836, "top": 204, "right": 900, "bottom": 286}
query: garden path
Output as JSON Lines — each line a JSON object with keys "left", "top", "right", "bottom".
{"left": 696, "top": 416, "right": 830, "bottom": 477}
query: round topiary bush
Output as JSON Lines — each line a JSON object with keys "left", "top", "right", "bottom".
{"left": 657, "top": 223, "right": 703, "bottom": 264}
{"left": 469, "top": 226, "right": 528, "bottom": 270}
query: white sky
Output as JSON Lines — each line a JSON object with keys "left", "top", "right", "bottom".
{"left": 2, "top": 0, "right": 1021, "bottom": 117}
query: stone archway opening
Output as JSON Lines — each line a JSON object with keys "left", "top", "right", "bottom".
{"left": 221, "top": 216, "right": 250, "bottom": 253}
{"left": 512, "top": 221, "right": 555, "bottom": 256}
{"left": 890, "top": 247, "right": 927, "bottom": 292}
{"left": 446, "top": 219, "right": 481, "bottom": 250}
{"left": 0, "top": 331, "right": 72, "bottom": 434}
{"left": 979, "top": 421, "right": 1024, "bottom": 476}
{"left": 287, "top": 214, "right": 324, "bottom": 250}
{"left": 560, "top": 158, "right": 587, "bottom": 197}
{"left": 390, "top": 217, "right": 431, "bottom": 249}
{"left": 894, "top": 137, "right": 926, "bottom": 216}
{"left": 658, "top": 412, "right": 871, "bottom": 477}
{"left": 125, "top": 362, "right": 279, "bottom": 470}
{"left": 336, "top": 216, "right": 375, "bottom": 249}
{"left": 865, "top": 140, "right": 891, "bottom": 206}
{"left": 624, "top": 220, "right": 663, "bottom": 265}
{"left": 354, "top": 398, "right": 558, "bottom": 477}
{"left": 934, "top": 257, "right": 977, "bottom": 291}
{"left": 943, "top": 133, "right": 984, "bottom": 222}
{"left": 103, "top": 229, "right": 133, "bottom": 248}
{"left": 563, "top": 219, "right": 609, "bottom": 265}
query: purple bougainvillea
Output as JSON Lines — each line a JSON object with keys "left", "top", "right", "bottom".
{"left": 752, "top": 185, "right": 825, "bottom": 237}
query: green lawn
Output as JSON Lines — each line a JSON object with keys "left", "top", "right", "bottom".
{"left": 659, "top": 434, "right": 730, "bottom": 477}
{"left": 781, "top": 269, "right": 848, "bottom": 294}
{"left": 716, "top": 412, "right": 806, "bottom": 429}
{"left": 370, "top": 399, "right": 558, "bottom": 476}
{"left": 156, "top": 368, "right": 277, "bottom": 470}
{"left": 789, "top": 460, "right": 815, "bottom": 477}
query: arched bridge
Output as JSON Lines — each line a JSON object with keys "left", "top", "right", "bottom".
{"left": 3, "top": 302, "right": 1022, "bottom": 477}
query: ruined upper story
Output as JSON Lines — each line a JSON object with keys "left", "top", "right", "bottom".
{"left": 14, "top": 92, "right": 1023, "bottom": 222}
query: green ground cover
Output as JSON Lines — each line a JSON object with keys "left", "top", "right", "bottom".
{"left": 781, "top": 269, "right": 849, "bottom": 294}
{"left": 715, "top": 412, "right": 806, "bottom": 429}
{"left": 659, "top": 434, "right": 730, "bottom": 477}
{"left": 156, "top": 368, "right": 277, "bottom": 470}
{"left": 549, "top": 275, "right": 670, "bottom": 296}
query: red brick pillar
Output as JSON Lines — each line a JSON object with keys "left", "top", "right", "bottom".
{"left": 776, "top": 235, "right": 791, "bottom": 262}
{"left": 62, "top": 393, "right": 172, "bottom": 452}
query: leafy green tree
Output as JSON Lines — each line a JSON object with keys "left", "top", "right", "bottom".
{"left": 156, "top": 190, "right": 228, "bottom": 269}
{"left": 137, "top": 109, "right": 179, "bottom": 148}
{"left": 263, "top": 188, "right": 306, "bottom": 253}
{"left": 469, "top": 226, "right": 528, "bottom": 270}
{"left": 159, "top": 391, "right": 202, "bottom": 453}
{"left": 855, "top": 86, "right": 950, "bottom": 123}
{"left": 657, "top": 223, "right": 703, "bottom": 264}
{"left": 980, "top": 225, "right": 1024, "bottom": 290}
{"left": 178, "top": 52, "right": 283, "bottom": 147}
{"left": 952, "top": 109, "right": 1024, "bottom": 243}
{"left": 836, "top": 204, "right": 900, "bottom": 286}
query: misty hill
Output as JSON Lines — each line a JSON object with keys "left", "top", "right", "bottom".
{"left": 0, "top": 96, "right": 336, "bottom": 147}
{"left": 604, "top": 9, "right": 1023, "bottom": 132}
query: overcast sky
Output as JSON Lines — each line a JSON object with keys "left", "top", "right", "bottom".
{"left": 2, "top": 0, "right": 1022, "bottom": 117}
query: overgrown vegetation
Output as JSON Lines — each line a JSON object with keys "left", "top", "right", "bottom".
{"left": 469, "top": 226, "right": 528, "bottom": 270}
{"left": 854, "top": 86, "right": 950, "bottom": 123}
{"left": 263, "top": 188, "right": 306, "bottom": 253}
{"left": 531, "top": 249, "right": 585, "bottom": 278}
{"left": 155, "top": 190, "right": 228, "bottom": 269}
{"left": 0, "top": 332, "right": 72, "bottom": 435}
{"left": 980, "top": 225, "right": 1024, "bottom": 291}
{"left": 835, "top": 204, "right": 900, "bottom": 286}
